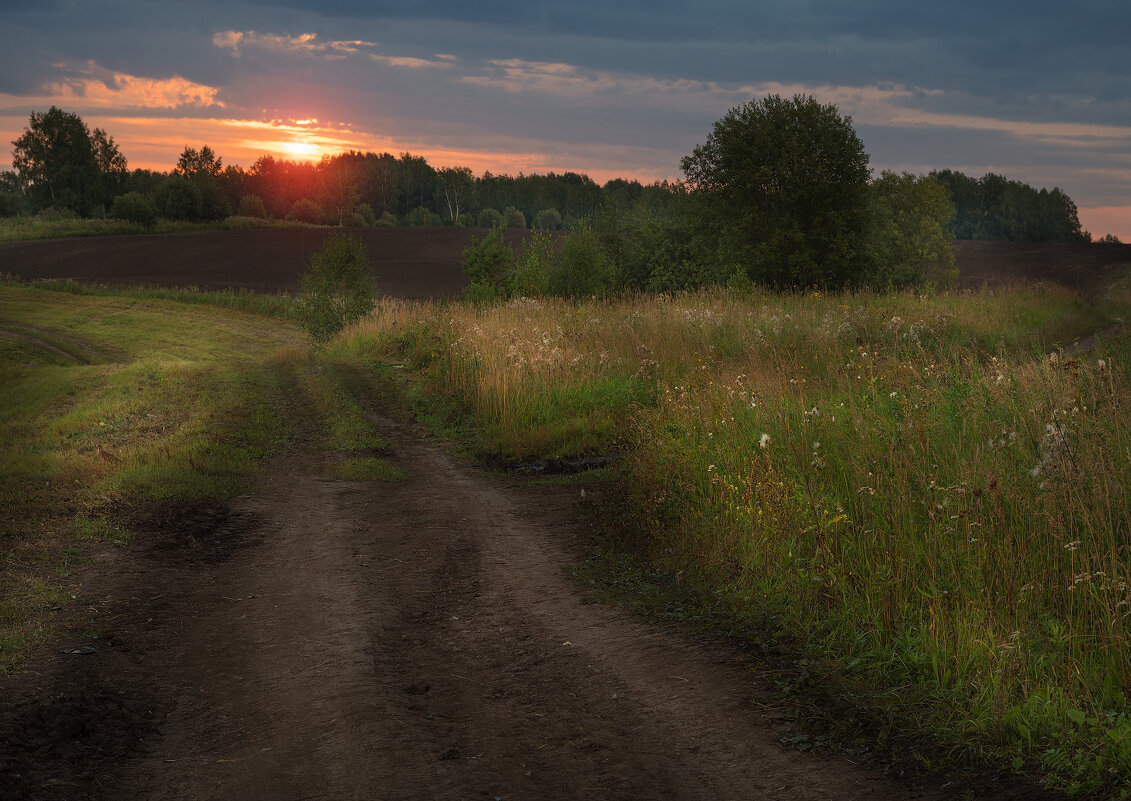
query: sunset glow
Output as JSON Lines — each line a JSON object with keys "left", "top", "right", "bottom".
{"left": 0, "top": 3, "right": 1127, "bottom": 239}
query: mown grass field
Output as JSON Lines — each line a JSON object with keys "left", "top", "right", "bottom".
{"left": 0, "top": 281, "right": 399, "bottom": 669}
{"left": 3, "top": 271, "right": 1129, "bottom": 795}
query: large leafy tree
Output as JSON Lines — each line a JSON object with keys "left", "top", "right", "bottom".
{"left": 11, "top": 106, "right": 127, "bottom": 215}
{"left": 681, "top": 94, "right": 872, "bottom": 289}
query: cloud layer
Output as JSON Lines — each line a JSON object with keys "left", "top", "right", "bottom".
{"left": 0, "top": 0, "right": 1127, "bottom": 237}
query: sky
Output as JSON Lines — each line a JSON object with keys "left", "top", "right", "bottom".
{"left": 1, "top": 0, "right": 1129, "bottom": 239}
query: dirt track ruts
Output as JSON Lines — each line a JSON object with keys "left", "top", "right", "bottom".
{"left": 113, "top": 416, "right": 944, "bottom": 801}
{"left": 1, "top": 412, "right": 994, "bottom": 801}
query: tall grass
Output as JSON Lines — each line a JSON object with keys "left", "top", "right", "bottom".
{"left": 353, "top": 284, "right": 1130, "bottom": 792}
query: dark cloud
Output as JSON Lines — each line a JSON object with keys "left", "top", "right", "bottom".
{"left": 1, "top": 0, "right": 1128, "bottom": 223}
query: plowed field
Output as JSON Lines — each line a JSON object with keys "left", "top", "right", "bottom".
{"left": 3, "top": 229, "right": 1129, "bottom": 297}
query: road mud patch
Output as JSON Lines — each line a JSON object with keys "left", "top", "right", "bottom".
{"left": 131, "top": 499, "right": 262, "bottom": 564}
{"left": 481, "top": 453, "right": 614, "bottom": 475}
{"left": 0, "top": 638, "right": 160, "bottom": 801}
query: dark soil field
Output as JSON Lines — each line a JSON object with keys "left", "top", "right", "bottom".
{"left": 3, "top": 228, "right": 1130, "bottom": 298}
{"left": 0, "top": 228, "right": 535, "bottom": 299}
{"left": 950, "top": 240, "right": 1131, "bottom": 299}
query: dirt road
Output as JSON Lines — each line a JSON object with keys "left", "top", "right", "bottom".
{"left": 3, "top": 414, "right": 1047, "bottom": 800}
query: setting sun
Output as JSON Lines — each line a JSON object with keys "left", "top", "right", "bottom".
{"left": 276, "top": 139, "right": 324, "bottom": 160}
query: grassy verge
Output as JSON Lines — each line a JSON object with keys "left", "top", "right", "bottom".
{"left": 1, "top": 273, "right": 298, "bottom": 319}
{"left": 0, "top": 285, "right": 308, "bottom": 667}
{"left": 0, "top": 282, "right": 399, "bottom": 670}
{"left": 0, "top": 214, "right": 319, "bottom": 242}
{"left": 349, "top": 284, "right": 1130, "bottom": 796}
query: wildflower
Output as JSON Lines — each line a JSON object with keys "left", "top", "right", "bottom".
{"left": 1097, "top": 358, "right": 1107, "bottom": 371}
{"left": 889, "top": 391, "right": 898, "bottom": 399}
{"left": 759, "top": 432, "right": 771, "bottom": 450}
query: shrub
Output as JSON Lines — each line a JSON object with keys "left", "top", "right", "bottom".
{"left": 456, "top": 212, "right": 476, "bottom": 227}
{"left": 375, "top": 211, "right": 397, "bottom": 227}
{"left": 199, "top": 181, "right": 231, "bottom": 220}
{"left": 547, "top": 225, "right": 614, "bottom": 298}
{"left": 35, "top": 206, "right": 79, "bottom": 221}
{"left": 461, "top": 226, "right": 514, "bottom": 301}
{"left": 238, "top": 194, "right": 268, "bottom": 219}
{"left": 0, "top": 192, "right": 22, "bottom": 217}
{"left": 533, "top": 208, "right": 562, "bottom": 230}
{"left": 296, "top": 233, "right": 377, "bottom": 343}
{"left": 109, "top": 192, "right": 156, "bottom": 226}
{"left": 287, "top": 198, "right": 324, "bottom": 225}
{"left": 506, "top": 231, "right": 554, "bottom": 298}
{"left": 477, "top": 208, "right": 503, "bottom": 228}
{"left": 154, "top": 175, "right": 202, "bottom": 220}
{"left": 503, "top": 206, "right": 526, "bottom": 229}
{"left": 866, "top": 171, "right": 954, "bottom": 289}
{"left": 407, "top": 206, "right": 432, "bottom": 227}
{"left": 353, "top": 203, "right": 376, "bottom": 227}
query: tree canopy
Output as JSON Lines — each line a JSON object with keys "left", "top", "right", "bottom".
{"left": 681, "top": 93, "right": 873, "bottom": 289}
{"left": 930, "top": 169, "right": 1087, "bottom": 242}
{"left": 11, "top": 106, "right": 127, "bottom": 215}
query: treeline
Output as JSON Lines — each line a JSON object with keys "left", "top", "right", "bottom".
{"left": 0, "top": 107, "right": 670, "bottom": 230}
{"left": 4, "top": 104, "right": 1109, "bottom": 292}
{"left": 930, "top": 169, "right": 1089, "bottom": 242}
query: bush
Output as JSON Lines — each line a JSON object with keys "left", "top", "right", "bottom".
{"left": 0, "top": 193, "right": 22, "bottom": 218}
{"left": 406, "top": 206, "right": 432, "bottom": 227}
{"left": 506, "top": 231, "right": 554, "bottom": 298}
{"left": 288, "top": 198, "right": 324, "bottom": 225}
{"left": 109, "top": 192, "right": 157, "bottom": 226}
{"left": 461, "top": 226, "right": 514, "bottom": 300}
{"left": 503, "top": 206, "right": 526, "bottom": 229}
{"left": 35, "top": 206, "right": 79, "bottom": 221}
{"left": 547, "top": 225, "right": 614, "bottom": 298}
{"left": 533, "top": 208, "right": 562, "bottom": 230}
{"left": 866, "top": 171, "right": 954, "bottom": 289}
{"left": 199, "top": 181, "right": 231, "bottom": 220}
{"left": 154, "top": 175, "right": 202, "bottom": 220}
{"left": 295, "top": 233, "right": 377, "bottom": 343}
{"left": 375, "top": 211, "right": 397, "bottom": 227}
{"left": 238, "top": 194, "right": 268, "bottom": 219}
{"left": 456, "top": 212, "right": 476, "bottom": 227}
{"left": 477, "top": 208, "right": 503, "bottom": 228}
{"left": 353, "top": 203, "right": 376, "bottom": 227}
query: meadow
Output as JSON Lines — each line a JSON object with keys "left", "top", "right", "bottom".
{"left": 352, "top": 279, "right": 1130, "bottom": 794}
{"left": 2, "top": 270, "right": 1129, "bottom": 795}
